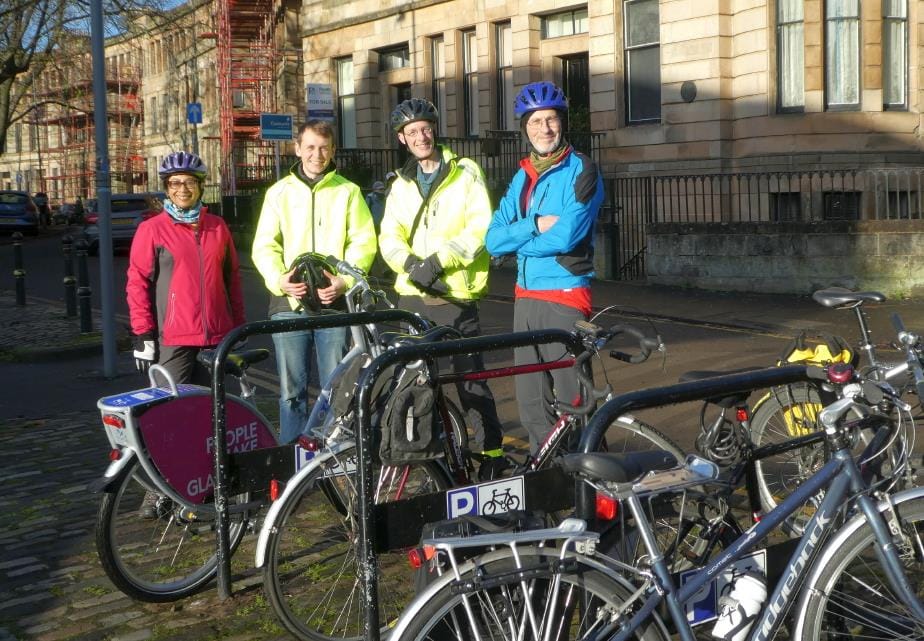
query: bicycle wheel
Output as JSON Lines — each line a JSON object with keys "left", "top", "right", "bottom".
{"left": 263, "top": 448, "right": 451, "bottom": 641}
{"left": 95, "top": 458, "right": 250, "bottom": 602}
{"left": 749, "top": 384, "right": 827, "bottom": 533}
{"left": 796, "top": 496, "right": 924, "bottom": 641}
{"left": 604, "top": 415, "right": 685, "bottom": 459}
{"left": 393, "top": 546, "right": 669, "bottom": 641}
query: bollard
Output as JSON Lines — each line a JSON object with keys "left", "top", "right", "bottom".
{"left": 62, "top": 235, "right": 77, "bottom": 317}
{"left": 75, "top": 239, "right": 93, "bottom": 333}
{"left": 12, "top": 232, "right": 25, "bottom": 306}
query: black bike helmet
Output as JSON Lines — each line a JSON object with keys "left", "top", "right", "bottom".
{"left": 390, "top": 98, "right": 439, "bottom": 132}
{"left": 289, "top": 252, "right": 336, "bottom": 312}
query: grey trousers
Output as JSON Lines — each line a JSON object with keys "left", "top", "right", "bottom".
{"left": 398, "top": 296, "right": 505, "bottom": 451}
{"left": 513, "top": 298, "right": 586, "bottom": 453}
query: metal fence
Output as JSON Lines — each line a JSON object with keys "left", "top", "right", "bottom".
{"left": 608, "top": 167, "right": 924, "bottom": 280}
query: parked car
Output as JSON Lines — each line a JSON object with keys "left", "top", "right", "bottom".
{"left": 82, "top": 192, "right": 165, "bottom": 255}
{"left": 0, "top": 190, "right": 40, "bottom": 235}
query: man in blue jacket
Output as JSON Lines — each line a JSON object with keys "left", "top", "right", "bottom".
{"left": 486, "top": 81, "right": 604, "bottom": 452}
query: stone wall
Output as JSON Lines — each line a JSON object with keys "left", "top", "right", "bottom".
{"left": 646, "top": 221, "right": 924, "bottom": 297}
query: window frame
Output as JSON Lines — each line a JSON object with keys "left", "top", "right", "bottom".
{"left": 882, "top": 0, "right": 908, "bottom": 111}
{"left": 335, "top": 56, "right": 357, "bottom": 148}
{"left": 776, "top": 0, "right": 805, "bottom": 112}
{"left": 623, "top": 0, "right": 661, "bottom": 125}
{"left": 462, "top": 29, "right": 479, "bottom": 137}
{"left": 430, "top": 36, "right": 448, "bottom": 136}
{"left": 377, "top": 43, "right": 411, "bottom": 72}
{"left": 495, "top": 22, "right": 515, "bottom": 131}
{"left": 541, "top": 7, "right": 589, "bottom": 39}
{"left": 824, "top": 0, "right": 861, "bottom": 111}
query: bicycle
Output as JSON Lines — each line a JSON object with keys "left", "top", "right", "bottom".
{"left": 91, "top": 256, "right": 453, "bottom": 604}
{"left": 747, "top": 287, "right": 919, "bottom": 530}
{"left": 387, "top": 361, "right": 924, "bottom": 641}
{"left": 257, "top": 313, "right": 673, "bottom": 641}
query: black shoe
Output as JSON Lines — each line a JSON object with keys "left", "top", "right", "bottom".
{"left": 478, "top": 455, "right": 513, "bottom": 482}
{"left": 138, "top": 491, "right": 161, "bottom": 520}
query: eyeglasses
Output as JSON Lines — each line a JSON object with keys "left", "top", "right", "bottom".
{"left": 166, "top": 179, "right": 199, "bottom": 190}
{"left": 403, "top": 126, "right": 435, "bottom": 140}
{"left": 525, "top": 116, "right": 562, "bottom": 131}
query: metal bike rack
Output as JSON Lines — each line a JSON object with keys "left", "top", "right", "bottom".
{"left": 208, "top": 309, "right": 431, "bottom": 600}
{"left": 353, "top": 328, "right": 584, "bottom": 641}
{"left": 573, "top": 364, "right": 820, "bottom": 526}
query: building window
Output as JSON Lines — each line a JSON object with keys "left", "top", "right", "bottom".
{"left": 430, "top": 37, "right": 447, "bottom": 136}
{"left": 378, "top": 44, "right": 410, "bottom": 71}
{"left": 825, "top": 0, "right": 860, "bottom": 109}
{"left": 883, "top": 0, "right": 907, "bottom": 110}
{"left": 542, "top": 7, "right": 589, "bottom": 38}
{"left": 13, "top": 123, "right": 21, "bottom": 153}
{"left": 770, "top": 192, "right": 802, "bottom": 221}
{"left": 777, "top": 0, "right": 804, "bottom": 110}
{"left": 624, "top": 0, "right": 661, "bottom": 124}
{"left": 824, "top": 191, "right": 861, "bottom": 219}
{"left": 495, "top": 22, "right": 515, "bottom": 131}
{"left": 149, "top": 96, "right": 158, "bottom": 133}
{"left": 336, "top": 57, "right": 357, "bottom": 148}
{"left": 462, "top": 29, "right": 479, "bottom": 137}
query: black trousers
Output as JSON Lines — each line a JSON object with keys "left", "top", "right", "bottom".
{"left": 398, "top": 296, "right": 505, "bottom": 451}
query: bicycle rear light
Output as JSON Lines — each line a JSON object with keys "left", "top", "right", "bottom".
{"left": 736, "top": 408, "right": 749, "bottom": 422}
{"left": 270, "top": 479, "right": 281, "bottom": 502}
{"left": 108, "top": 448, "right": 121, "bottom": 461}
{"left": 102, "top": 414, "right": 125, "bottom": 429}
{"left": 297, "top": 435, "right": 322, "bottom": 452}
{"left": 407, "top": 547, "right": 424, "bottom": 569}
{"left": 595, "top": 493, "right": 618, "bottom": 521}
{"left": 827, "top": 363, "right": 854, "bottom": 384}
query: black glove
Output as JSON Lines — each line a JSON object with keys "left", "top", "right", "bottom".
{"left": 407, "top": 254, "right": 443, "bottom": 291}
{"left": 133, "top": 333, "right": 158, "bottom": 374}
{"left": 404, "top": 254, "right": 422, "bottom": 272}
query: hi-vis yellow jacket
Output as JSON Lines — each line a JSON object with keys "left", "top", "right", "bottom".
{"left": 251, "top": 164, "right": 377, "bottom": 310}
{"left": 380, "top": 146, "right": 492, "bottom": 300}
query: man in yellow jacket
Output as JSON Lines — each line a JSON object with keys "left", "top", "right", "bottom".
{"left": 379, "top": 98, "right": 507, "bottom": 479}
{"left": 252, "top": 120, "right": 377, "bottom": 443}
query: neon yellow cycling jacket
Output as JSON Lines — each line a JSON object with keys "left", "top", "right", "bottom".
{"left": 380, "top": 146, "right": 491, "bottom": 300}
{"left": 252, "top": 165, "right": 377, "bottom": 310}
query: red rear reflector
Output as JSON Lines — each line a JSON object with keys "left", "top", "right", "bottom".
{"left": 108, "top": 448, "right": 121, "bottom": 461}
{"left": 736, "top": 408, "right": 749, "bottom": 422}
{"left": 103, "top": 414, "right": 124, "bottom": 429}
{"left": 270, "top": 479, "right": 281, "bottom": 502}
{"left": 297, "top": 435, "right": 322, "bottom": 452}
{"left": 595, "top": 494, "right": 618, "bottom": 521}
{"left": 407, "top": 548, "right": 424, "bottom": 569}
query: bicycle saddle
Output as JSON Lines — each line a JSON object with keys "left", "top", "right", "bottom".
{"left": 561, "top": 451, "right": 678, "bottom": 484}
{"left": 196, "top": 348, "right": 271, "bottom": 378}
{"left": 812, "top": 287, "right": 885, "bottom": 309}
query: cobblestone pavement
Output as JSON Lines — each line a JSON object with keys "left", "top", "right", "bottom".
{"left": 0, "top": 411, "right": 296, "bottom": 641}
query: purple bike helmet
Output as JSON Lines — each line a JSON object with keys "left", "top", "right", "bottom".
{"left": 159, "top": 151, "right": 208, "bottom": 179}
{"left": 513, "top": 81, "right": 569, "bottom": 119}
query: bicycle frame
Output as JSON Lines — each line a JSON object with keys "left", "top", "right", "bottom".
{"left": 608, "top": 415, "right": 924, "bottom": 641}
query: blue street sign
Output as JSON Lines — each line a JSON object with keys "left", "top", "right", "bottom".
{"left": 260, "top": 113, "right": 293, "bottom": 141}
{"left": 187, "top": 102, "right": 203, "bottom": 124}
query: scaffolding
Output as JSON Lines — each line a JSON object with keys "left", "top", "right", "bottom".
{"left": 215, "top": 0, "right": 284, "bottom": 198}
{"left": 36, "top": 37, "right": 146, "bottom": 203}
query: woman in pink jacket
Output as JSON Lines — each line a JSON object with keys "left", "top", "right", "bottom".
{"left": 126, "top": 151, "right": 246, "bottom": 386}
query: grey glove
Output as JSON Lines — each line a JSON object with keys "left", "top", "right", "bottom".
{"left": 133, "top": 334, "right": 158, "bottom": 374}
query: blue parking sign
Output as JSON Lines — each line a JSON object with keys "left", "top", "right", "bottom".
{"left": 260, "top": 113, "right": 294, "bottom": 141}
{"left": 187, "top": 102, "right": 203, "bottom": 124}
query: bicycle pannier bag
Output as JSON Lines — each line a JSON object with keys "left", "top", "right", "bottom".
{"left": 379, "top": 362, "right": 443, "bottom": 465}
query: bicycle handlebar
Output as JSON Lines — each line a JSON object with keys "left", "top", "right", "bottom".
{"left": 890, "top": 312, "right": 924, "bottom": 400}
{"left": 556, "top": 321, "right": 664, "bottom": 415}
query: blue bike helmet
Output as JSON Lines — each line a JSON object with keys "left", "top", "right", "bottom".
{"left": 159, "top": 151, "right": 208, "bottom": 179}
{"left": 513, "top": 81, "right": 569, "bottom": 119}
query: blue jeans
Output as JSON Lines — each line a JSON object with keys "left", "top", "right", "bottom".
{"left": 270, "top": 310, "right": 348, "bottom": 444}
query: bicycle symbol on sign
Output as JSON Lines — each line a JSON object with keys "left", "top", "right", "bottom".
{"left": 481, "top": 488, "right": 521, "bottom": 515}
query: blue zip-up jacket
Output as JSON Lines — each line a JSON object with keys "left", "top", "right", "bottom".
{"left": 486, "top": 147, "right": 603, "bottom": 291}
